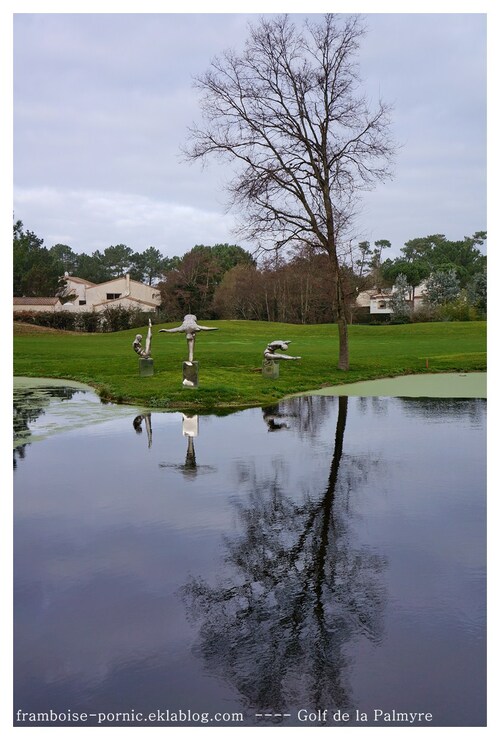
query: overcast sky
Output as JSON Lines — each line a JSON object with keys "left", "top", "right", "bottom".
{"left": 13, "top": 11, "right": 487, "bottom": 261}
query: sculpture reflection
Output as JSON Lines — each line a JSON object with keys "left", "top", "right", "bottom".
{"left": 182, "top": 397, "right": 386, "bottom": 718}
{"left": 262, "top": 396, "right": 332, "bottom": 436}
{"left": 159, "top": 414, "right": 216, "bottom": 478}
{"left": 133, "top": 413, "right": 153, "bottom": 448}
{"left": 181, "top": 414, "right": 198, "bottom": 473}
{"left": 262, "top": 405, "right": 290, "bottom": 431}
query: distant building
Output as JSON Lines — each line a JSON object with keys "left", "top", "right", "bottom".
{"left": 14, "top": 273, "right": 162, "bottom": 314}
{"left": 356, "top": 282, "right": 427, "bottom": 316}
{"left": 13, "top": 296, "right": 62, "bottom": 313}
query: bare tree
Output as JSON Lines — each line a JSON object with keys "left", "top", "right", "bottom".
{"left": 186, "top": 14, "right": 395, "bottom": 369}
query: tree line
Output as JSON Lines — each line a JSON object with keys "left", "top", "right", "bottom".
{"left": 201, "top": 234, "right": 486, "bottom": 324}
{"left": 13, "top": 218, "right": 254, "bottom": 299}
{"left": 14, "top": 218, "right": 180, "bottom": 296}
{"left": 13, "top": 218, "right": 486, "bottom": 323}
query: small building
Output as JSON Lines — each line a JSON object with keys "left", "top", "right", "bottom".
{"left": 14, "top": 274, "right": 162, "bottom": 314}
{"left": 60, "top": 273, "right": 161, "bottom": 313}
{"left": 13, "top": 296, "right": 63, "bottom": 313}
{"left": 356, "top": 282, "right": 427, "bottom": 316}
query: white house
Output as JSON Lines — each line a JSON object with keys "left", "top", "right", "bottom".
{"left": 59, "top": 273, "right": 162, "bottom": 312}
{"left": 14, "top": 273, "right": 162, "bottom": 314}
{"left": 356, "top": 282, "right": 427, "bottom": 315}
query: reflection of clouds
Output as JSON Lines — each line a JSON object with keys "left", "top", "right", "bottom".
{"left": 355, "top": 396, "right": 486, "bottom": 422}
{"left": 397, "top": 397, "right": 486, "bottom": 425}
{"left": 15, "top": 522, "right": 195, "bottom": 689}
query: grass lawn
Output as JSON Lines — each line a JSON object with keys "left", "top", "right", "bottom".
{"left": 13, "top": 320, "right": 486, "bottom": 411}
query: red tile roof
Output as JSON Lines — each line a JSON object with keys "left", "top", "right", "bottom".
{"left": 63, "top": 276, "right": 97, "bottom": 286}
{"left": 13, "top": 297, "right": 61, "bottom": 305}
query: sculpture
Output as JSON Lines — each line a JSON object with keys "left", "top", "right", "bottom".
{"left": 133, "top": 319, "right": 154, "bottom": 376}
{"left": 159, "top": 314, "right": 218, "bottom": 364}
{"left": 264, "top": 340, "right": 301, "bottom": 362}
{"left": 262, "top": 340, "right": 300, "bottom": 379}
{"left": 133, "top": 319, "right": 153, "bottom": 359}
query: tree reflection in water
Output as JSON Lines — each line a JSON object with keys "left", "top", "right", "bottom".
{"left": 354, "top": 395, "right": 485, "bottom": 425}
{"left": 13, "top": 386, "right": 79, "bottom": 467}
{"left": 182, "top": 396, "right": 387, "bottom": 718}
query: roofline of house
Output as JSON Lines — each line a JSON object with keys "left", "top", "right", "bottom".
{"left": 13, "top": 297, "right": 61, "bottom": 305}
{"left": 92, "top": 296, "right": 159, "bottom": 308}
{"left": 65, "top": 274, "right": 158, "bottom": 290}
{"left": 63, "top": 276, "right": 97, "bottom": 286}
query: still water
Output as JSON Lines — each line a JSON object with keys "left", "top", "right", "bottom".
{"left": 13, "top": 381, "right": 486, "bottom": 727}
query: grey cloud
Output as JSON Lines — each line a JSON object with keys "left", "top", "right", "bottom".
{"left": 14, "top": 13, "right": 487, "bottom": 256}
{"left": 15, "top": 185, "right": 238, "bottom": 254}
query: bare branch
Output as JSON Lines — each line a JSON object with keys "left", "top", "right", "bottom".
{"left": 184, "top": 14, "right": 396, "bottom": 369}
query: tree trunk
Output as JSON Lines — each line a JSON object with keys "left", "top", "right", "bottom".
{"left": 331, "top": 258, "right": 349, "bottom": 371}
{"left": 315, "top": 395, "right": 348, "bottom": 614}
{"left": 336, "top": 306, "right": 349, "bottom": 371}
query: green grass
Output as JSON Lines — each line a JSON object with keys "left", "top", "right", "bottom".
{"left": 13, "top": 320, "right": 487, "bottom": 411}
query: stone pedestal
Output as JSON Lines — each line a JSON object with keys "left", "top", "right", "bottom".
{"left": 139, "top": 358, "right": 154, "bottom": 376}
{"left": 262, "top": 359, "right": 279, "bottom": 379}
{"left": 182, "top": 361, "right": 199, "bottom": 388}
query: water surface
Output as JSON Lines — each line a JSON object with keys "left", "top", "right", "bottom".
{"left": 13, "top": 382, "right": 486, "bottom": 727}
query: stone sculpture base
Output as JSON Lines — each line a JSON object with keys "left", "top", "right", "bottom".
{"left": 262, "top": 359, "right": 279, "bottom": 379}
{"left": 139, "top": 358, "right": 154, "bottom": 377}
{"left": 183, "top": 361, "right": 199, "bottom": 388}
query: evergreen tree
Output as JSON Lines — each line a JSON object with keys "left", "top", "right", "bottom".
{"left": 389, "top": 274, "right": 411, "bottom": 321}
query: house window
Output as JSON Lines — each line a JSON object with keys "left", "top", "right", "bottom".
{"left": 79, "top": 300, "right": 86, "bottom": 306}
{"left": 378, "top": 301, "right": 386, "bottom": 309}
{"left": 106, "top": 293, "right": 121, "bottom": 300}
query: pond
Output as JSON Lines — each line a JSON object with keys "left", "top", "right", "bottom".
{"left": 13, "top": 379, "right": 486, "bottom": 728}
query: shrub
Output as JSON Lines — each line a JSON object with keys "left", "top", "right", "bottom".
{"left": 14, "top": 307, "right": 157, "bottom": 332}
{"left": 98, "top": 306, "right": 156, "bottom": 332}
{"left": 75, "top": 312, "right": 101, "bottom": 333}
{"left": 411, "top": 304, "right": 437, "bottom": 323}
{"left": 49, "top": 311, "right": 79, "bottom": 330}
{"left": 434, "top": 297, "right": 478, "bottom": 322}
{"left": 467, "top": 271, "right": 487, "bottom": 317}
{"left": 13, "top": 311, "right": 39, "bottom": 324}
{"left": 13, "top": 310, "right": 78, "bottom": 330}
